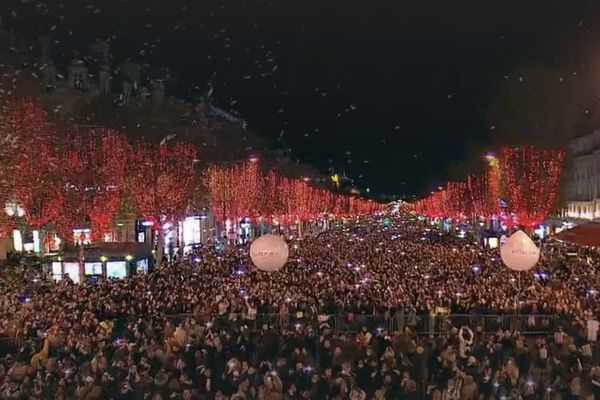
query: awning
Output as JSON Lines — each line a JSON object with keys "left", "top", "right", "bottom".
{"left": 554, "top": 223, "right": 600, "bottom": 247}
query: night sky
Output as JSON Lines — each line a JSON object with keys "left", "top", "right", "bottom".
{"left": 3, "top": 0, "right": 600, "bottom": 198}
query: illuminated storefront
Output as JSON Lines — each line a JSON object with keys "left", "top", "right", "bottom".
{"left": 0, "top": 206, "right": 220, "bottom": 261}
{"left": 73, "top": 228, "right": 91, "bottom": 245}
{"left": 169, "top": 215, "right": 210, "bottom": 254}
{"left": 106, "top": 261, "right": 127, "bottom": 279}
{"left": 63, "top": 262, "right": 81, "bottom": 284}
{"left": 46, "top": 233, "right": 61, "bottom": 252}
{"left": 238, "top": 217, "right": 252, "bottom": 244}
{"left": 12, "top": 229, "right": 58, "bottom": 254}
{"left": 12, "top": 229, "right": 22, "bottom": 252}
{"left": 49, "top": 242, "right": 153, "bottom": 282}
{"left": 183, "top": 216, "right": 201, "bottom": 245}
{"left": 145, "top": 212, "right": 215, "bottom": 254}
{"left": 84, "top": 261, "right": 103, "bottom": 276}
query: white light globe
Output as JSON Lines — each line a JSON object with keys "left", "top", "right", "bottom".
{"left": 500, "top": 230, "right": 540, "bottom": 271}
{"left": 250, "top": 234, "right": 289, "bottom": 272}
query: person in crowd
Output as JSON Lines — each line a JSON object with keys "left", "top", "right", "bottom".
{"left": 0, "top": 213, "right": 597, "bottom": 399}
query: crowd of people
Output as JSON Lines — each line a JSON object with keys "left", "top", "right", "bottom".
{"left": 0, "top": 213, "right": 599, "bottom": 399}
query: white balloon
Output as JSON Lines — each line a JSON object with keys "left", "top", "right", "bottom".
{"left": 500, "top": 230, "right": 540, "bottom": 271}
{"left": 250, "top": 234, "right": 289, "bottom": 272}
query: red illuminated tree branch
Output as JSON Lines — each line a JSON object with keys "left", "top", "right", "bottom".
{"left": 206, "top": 165, "right": 232, "bottom": 222}
{"left": 445, "top": 181, "right": 467, "bottom": 220}
{"left": 207, "top": 163, "right": 382, "bottom": 224}
{"left": 501, "top": 145, "right": 565, "bottom": 227}
{"left": 129, "top": 141, "right": 197, "bottom": 226}
{"left": 411, "top": 189, "right": 448, "bottom": 219}
{"left": 465, "top": 173, "right": 496, "bottom": 220}
{"left": 207, "top": 160, "right": 260, "bottom": 222}
{"left": 236, "top": 161, "right": 261, "bottom": 219}
{"left": 257, "top": 171, "right": 285, "bottom": 220}
{"left": 55, "top": 128, "right": 129, "bottom": 241}
{"left": 0, "top": 96, "right": 383, "bottom": 246}
{"left": 0, "top": 98, "right": 64, "bottom": 233}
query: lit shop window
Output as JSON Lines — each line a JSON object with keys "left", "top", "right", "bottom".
{"left": 73, "top": 229, "right": 91, "bottom": 245}
{"left": 63, "top": 262, "right": 81, "bottom": 284}
{"left": 12, "top": 229, "right": 22, "bottom": 252}
{"left": 84, "top": 262, "right": 103, "bottom": 275}
{"left": 183, "top": 216, "right": 201, "bottom": 245}
{"left": 107, "top": 261, "right": 127, "bottom": 279}
{"left": 52, "top": 262, "right": 62, "bottom": 281}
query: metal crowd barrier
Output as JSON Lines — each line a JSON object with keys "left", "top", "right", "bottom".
{"left": 168, "top": 313, "right": 559, "bottom": 336}
{"left": 0, "top": 314, "right": 582, "bottom": 359}
{"left": 0, "top": 336, "right": 43, "bottom": 358}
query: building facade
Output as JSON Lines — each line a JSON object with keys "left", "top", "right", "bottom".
{"left": 565, "top": 130, "right": 600, "bottom": 220}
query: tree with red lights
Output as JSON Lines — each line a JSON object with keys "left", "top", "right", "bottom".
{"left": 465, "top": 173, "right": 496, "bottom": 220}
{"left": 14, "top": 102, "right": 65, "bottom": 230}
{"left": 0, "top": 98, "right": 60, "bottom": 236}
{"left": 445, "top": 181, "right": 467, "bottom": 220}
{"left": 55, "top": 128, "right": 129, "bottom": 242}
{"left": 234, "top": 161, "right": 261, "bottom": 219}
{"left": 283, "top": 179, "right": 313, "bottom": 221}
{"left": 333, "top": 194, "right": 349, "bottom": 217}
{"left": 257, "top": 171, "right": 285, "bottom": 221}
{"left": 207, "top": 160, "right": 260, "bottom": 240}
{"left": 275, "top": 177, "right": 292, "bottom": 224}
{"left": 206, "top": 164, "right": 233, "bottom": 223}
{"left": 129, "top": 141, "right": 198, "bottom": 224}
{"left": 129, "top": 141, "right": 197, "bottom": 256}
{"left": 206, "top": 162, "right": 383, "bottom": 236}
{"left": 319, "top": 189, "right": 334, "bottom": 217}
{"left": 501, "top": 145, "right": 565, "bottom": 228}
{"left": 414, "top": 189, "right": 449, "bottom": 219}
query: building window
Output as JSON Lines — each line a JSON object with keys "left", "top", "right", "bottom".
{"left": 73, "top": 72, "right": 85, "bottom": 89}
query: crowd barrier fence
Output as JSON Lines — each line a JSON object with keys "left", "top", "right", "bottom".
{"left": 167, "top": 313, "right": 560, "bottom": 336}
{"left": 2, "top": 314, "right": 599, "bottom": 363}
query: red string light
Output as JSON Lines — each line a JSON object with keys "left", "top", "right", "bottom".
{"left": 412, "top": 146, "right": 565, "bottom": 228}
{"left": 501, "top": 145, "right": 565, "bottom": 227}
{"left": 129, "top": 141, "right": 197, "bottom": 226}
{"left": 0, "top": 97, "right": 383, "bottom": 243}
{"left": 0, "top": 98, "right": 61, "bottom": 231}
{"left": 208, "top": 162, "right": 384, "bottom": 223}
{"left": 465, "top": 173, "right": 497, "bottom": 220}
{"left": 445, "top": 181, "right": 467, "bottom": 220}
{"left": 257, "top": 171, "right": 285, "bottom": 222}
{"left": 55, "top": 128, "right": 129, "bottom": 241}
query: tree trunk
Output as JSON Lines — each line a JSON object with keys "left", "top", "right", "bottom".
{"left": 78, "top": 244, "right": 85, "bottom": 283}
{"left": 156, "top": 228, "right": 165, "bottom": 267}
